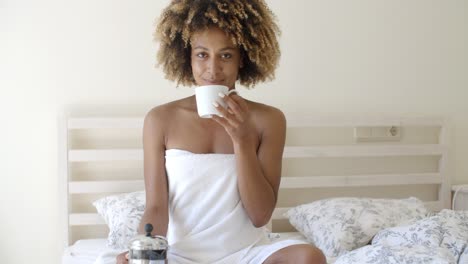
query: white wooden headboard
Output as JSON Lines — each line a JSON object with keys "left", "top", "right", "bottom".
{"left": 58, "top": 114, "right": 451, "bottom": 250}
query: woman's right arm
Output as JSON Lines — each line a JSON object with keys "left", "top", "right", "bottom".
{"left": 116, "top": 108, "right": 168, "bottom": 263}
{"left": 116, "top": 107, "right": 169, "bottom": 264}
{"left": 139, "top": 107, "right": 169, "bottom": 236}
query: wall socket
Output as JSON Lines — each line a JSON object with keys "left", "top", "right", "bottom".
{"left": 354, "top": 126, "right": 401, "bottom": 142}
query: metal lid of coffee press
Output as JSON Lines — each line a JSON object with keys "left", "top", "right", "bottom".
{"left": 128, "top": 223, "right": 168, "bottom": 251}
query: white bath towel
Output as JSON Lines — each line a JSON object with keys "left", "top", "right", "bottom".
{"left": 165, "top": 149, "right": 307, "bottom": 264}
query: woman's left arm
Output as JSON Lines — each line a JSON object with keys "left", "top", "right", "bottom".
{"left": 212, "top": 94, "right": 286, "bottom": 227}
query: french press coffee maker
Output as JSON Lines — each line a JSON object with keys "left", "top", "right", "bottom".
{"left": 128, "top": 223, "right": 168, "bottom": 264}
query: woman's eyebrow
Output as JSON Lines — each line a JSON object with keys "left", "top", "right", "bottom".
{"left": 192, "top": 46, "right": 208, "bottom": 50}
{"left": 192, "top": 46, "right": 236, "bottom": 51}
{"left": 219, "top": 47, "right": 236, "bottom": 51}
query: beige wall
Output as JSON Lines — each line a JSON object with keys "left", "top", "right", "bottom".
{"left": 1, "top": 0, "right": 467, "bottom": 263}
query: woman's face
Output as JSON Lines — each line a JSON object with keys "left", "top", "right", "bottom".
{"left": 190, "top": 27, "right": 242, "bottom": 89}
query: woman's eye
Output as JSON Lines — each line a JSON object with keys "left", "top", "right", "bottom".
{"left": 197, "top": 53, "right": 207, "bottom": 58}
{"left": 221, "top": 53, "right": 232, "bottom": 59}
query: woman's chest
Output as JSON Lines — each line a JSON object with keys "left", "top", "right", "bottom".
{"left": 166, "top": 117, "right": 234, "bottom": 153}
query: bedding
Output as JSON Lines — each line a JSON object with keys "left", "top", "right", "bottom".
{"left": 284, "top": 197, "right": 428, "bottom": 259}
{"left": 93, "top": 190, "right": 145, "bottom": 249}
{"left": 62, "top": 238, "right": 111, "bottom": 264}
{"left": 63, "top": 216, "right": 468, "bottom": 264}
{"left": 88, "top": 192, "right": 438, "bottom": 263}
{"left": 61, "top": 233, "right": 318, "bottom": 264}
{"left": 334, "top": 210, "right": 468, "bottom": 264}
{"left": 82, "top": 211, "right": 468, "bottom": 264}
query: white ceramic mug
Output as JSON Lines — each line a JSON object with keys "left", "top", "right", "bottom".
{"left": 195, "top": 85, "right": 238, "bottom": 118}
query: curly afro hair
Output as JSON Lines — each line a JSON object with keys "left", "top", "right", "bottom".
{"left": 154, "top": 0, "right": 281, "bottom": 88}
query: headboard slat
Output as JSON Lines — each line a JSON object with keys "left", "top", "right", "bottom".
{"left": 68, "top": 172, "right": 442, "bottom": 194}
{"left": 68, "top": 118, "right": 143, "bottom": 129}
{"left": 68, "top": 145, "right": 446, "bottom": 162}
{"left": 70, "top": 213, "right": 106, "bottom": 226}
{"left": 280, "top": 173, "right": 442, "bottom": 188}
{"left": 69, "top": 180, "right": 144, "bottom": 194}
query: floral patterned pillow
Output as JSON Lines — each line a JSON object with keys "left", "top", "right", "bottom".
{"left": 284, "top": 197, "right": 428, "bottom": 258}
{"left": 334, "top": 210, "right": 468, "bottom": 264}
{"left": 93, "top": 191, "right": 145, "bottom": 250}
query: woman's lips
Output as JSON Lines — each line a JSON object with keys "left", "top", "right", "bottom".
{"left": 202, "top": 80, "right": 224, "bottom": 85}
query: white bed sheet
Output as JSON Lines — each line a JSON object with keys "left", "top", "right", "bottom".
{"left": 62, "top": 238, "right": 114, "bottom": 264}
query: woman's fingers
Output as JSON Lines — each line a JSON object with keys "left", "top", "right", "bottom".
{"left": 116, "top": 251, "right": 129, "bottom": 264}
{"left": 219, "top": 93, "right": 243, "bottom": 120}
{"left": 211, "top": 103, "right": 232, "bottom": 127}
{"left": 211, "top": 93, "right": 254, "bottom": 143}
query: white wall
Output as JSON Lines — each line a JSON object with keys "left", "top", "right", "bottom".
{"left": 1, "top": 0, "right": 467, "bottom": 263}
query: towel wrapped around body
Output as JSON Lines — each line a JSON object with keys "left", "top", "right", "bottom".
{"left": 165, "top": 149, "right": 307, "bottom": 264}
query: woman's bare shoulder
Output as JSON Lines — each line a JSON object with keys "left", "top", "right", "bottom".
{"left": 145, "top": 97, "right": 195, "bottom": 123}
{"left": 246, "top": 100, "right": 286, "bottom": 130}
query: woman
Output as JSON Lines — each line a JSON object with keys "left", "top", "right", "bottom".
{"left": 117, "top": 0, "right": 326, "bottom": 263}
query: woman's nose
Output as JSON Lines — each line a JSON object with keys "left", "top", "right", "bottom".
{"left": 207, "top": 57, "right": 221, "bottom": 74}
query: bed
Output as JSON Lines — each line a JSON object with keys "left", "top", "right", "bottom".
{"left": 59, "top": 112, "right": 467, "bottom": 263}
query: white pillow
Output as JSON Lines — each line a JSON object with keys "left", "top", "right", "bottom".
{"left": 93, "top": 191, "right": 145, "bottom": 250}
{"left": 284, "top": 197, "right": 428, "bottom": 258}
